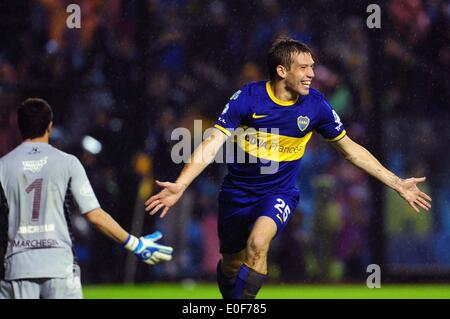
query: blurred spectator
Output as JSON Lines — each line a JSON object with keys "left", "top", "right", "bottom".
{"left": 145, "top": 109, "right": 195, "bottom": 279}
{"left": 274, "top": 210, "right": 306, "bottom": 282}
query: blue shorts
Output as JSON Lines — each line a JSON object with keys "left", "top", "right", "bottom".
{"left": 218, "top": 193, "right": 299, "bottom": 254}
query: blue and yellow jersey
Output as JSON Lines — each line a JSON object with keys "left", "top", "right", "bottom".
{"left": 214, "top": 80, "right": 346, "bottom": 204}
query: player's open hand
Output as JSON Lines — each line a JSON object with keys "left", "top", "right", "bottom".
{"left": 145, "top": 181, "right": 186, "bottom": 218}
{"left": 396, "top": 177, "right": 432, "bottom": 213}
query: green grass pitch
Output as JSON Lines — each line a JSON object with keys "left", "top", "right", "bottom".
{"left": 83, "top": 283, "right": 450, "bottom": 299}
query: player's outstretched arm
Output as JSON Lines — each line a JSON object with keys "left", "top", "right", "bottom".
{"left": 331, "top": 135, "right": 432, "bottom": 213}
{"left": 145, "top": 128, "right": 228, "bottom": 218}
{"left": 85, "top": 208, "right": 173, "bottom": 265}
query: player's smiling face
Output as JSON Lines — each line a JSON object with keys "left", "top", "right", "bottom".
{"left": 285, "top": 52, "right": 315, "bottom": 96}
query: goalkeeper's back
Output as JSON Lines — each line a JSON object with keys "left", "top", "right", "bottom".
{"left": 0, "top": 142, "right": 100, "bottom": 280}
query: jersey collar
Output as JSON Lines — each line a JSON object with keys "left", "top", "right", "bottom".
{"left": 266, "top": 81, "right": 298, "bottom": 106}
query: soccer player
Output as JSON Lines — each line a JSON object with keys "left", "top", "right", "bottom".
{"left": 145, "top": 38, "right": 432, "bottom": 299}
{"left": 0, "top": 98, "right": 173, "bottom": 299}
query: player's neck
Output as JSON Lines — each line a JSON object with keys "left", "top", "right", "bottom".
{"left": 24, "top": 135, "right": 49, "bottom": 144}
{"left": 270, "top": 81, "right": 299, "bottom": 102}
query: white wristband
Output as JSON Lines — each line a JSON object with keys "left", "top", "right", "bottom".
{"left": 124, "top": 235, "right": 140, "bottom": 252}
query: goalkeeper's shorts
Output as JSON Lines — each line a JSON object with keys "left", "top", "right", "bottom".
{"left": 218, "top": 192, "right": 299, "bottom": 254}
{"left": 0, "top": 264, "right": 82, "bottom": 299}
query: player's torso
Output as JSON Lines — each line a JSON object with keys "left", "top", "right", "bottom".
{"left": 222, "top": 82, "right": 322, "bottom": 201}
{"left": 0, "top": 143, "right": 75, "bottom": 279}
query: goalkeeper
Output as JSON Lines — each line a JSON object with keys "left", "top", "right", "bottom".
{"left": 0, "top": 98, "right": 173, "bottom": 299}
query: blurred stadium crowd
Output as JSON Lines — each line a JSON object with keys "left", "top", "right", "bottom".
{"left": 0, "top": 0, "right": 449, "bottom": 284}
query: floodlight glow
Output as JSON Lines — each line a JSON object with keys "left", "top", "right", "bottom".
{"left": 82, "top": 136, "right": 102, "bottom": 154}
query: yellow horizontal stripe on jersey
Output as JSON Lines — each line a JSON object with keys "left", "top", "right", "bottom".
{"left": 235, "top": 129, "right": 313, "bottom": 162}
{"left": 266, "top": 81, "right": 298, "bottom": 106}
{"left": 214, "top": 124, "right": 232, "bottom": 136}
{"left": 326, "top": 130, "right": 346, "bottom": 142}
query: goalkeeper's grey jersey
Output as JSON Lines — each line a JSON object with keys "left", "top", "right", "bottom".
{"left": 0, "top": 142, "right": 100, "bottom": 280}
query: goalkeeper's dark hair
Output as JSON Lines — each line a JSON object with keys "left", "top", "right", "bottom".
{"left": 17, "top": 98, "right": 53, "bottom": 139}
{"left": 267, "top": 37, "right": 312, "bottom": 81}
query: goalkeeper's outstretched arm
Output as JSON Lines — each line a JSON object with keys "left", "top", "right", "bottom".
{"left": 85, "top": 208, "right": 129, "bottom": 243}
{"left": 145, "top": 127, "right": 228, "bottom": 217}
{"left": 85, "top": 207, "right": 173, "bottom": 265}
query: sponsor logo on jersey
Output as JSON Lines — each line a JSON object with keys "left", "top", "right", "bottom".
{"left": 28, "top": 147, "right": 41, "bottom": 155}
{"left": 243, "top": 134, "right": 304, "bottom": 154}
{"left": 221, "top": 103, "right": 229, "bottom": 115}
{"left": 297, "top": 116, "right": 310, "bottom": 131}
{"left": 230, "top": 90, "right": 241, "bottom": 101}
{"left": 236, "top": 129, "right": 313, "bottom": 161}
{"left": 252, "top": 113, "right": 268, "bottom": 119}
{"left": 22, "top": 156, "right": 48, "bottom": 173}
{"left": 332, "top": 110, "right": 343, "bottom": 131}
{"left": 17, "top": 223, "right": 55, "bottom": 234}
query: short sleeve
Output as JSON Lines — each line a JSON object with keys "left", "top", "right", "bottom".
{"left": 0, "top": 162, "right": 7, "bottom": 236}
{"left": 69, "top": 156, "right": 100, "bottom": 214}
{"left": 315, "top": 96, "right": 346, "bottom": 141}
{"left": 0, "top": 180, "right": 8, "bottom": 280}
{"left": 214, "top": 85, "right": 250, "bottom": 136}
{"left": 0, "top": 180, "right": 8, "bottom": 249}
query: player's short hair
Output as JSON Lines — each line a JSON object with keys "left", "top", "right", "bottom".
{"left": 267, "top": 37, "right": 312, "bottom": 81}
{"left": 17, "top": 98, "right": 53, "bottom": 139}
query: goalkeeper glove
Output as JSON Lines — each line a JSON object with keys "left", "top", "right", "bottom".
{"left": 123, "top": 231, "right": 173, "bottom": 265}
